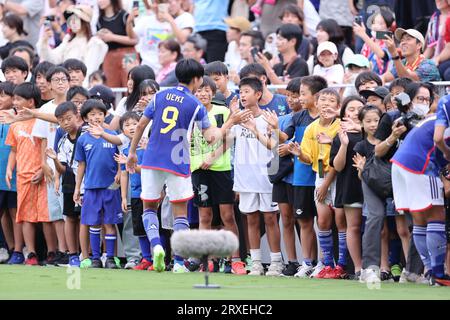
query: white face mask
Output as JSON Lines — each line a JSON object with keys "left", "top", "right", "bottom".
{"left": 411, "top": 103, "right": 430, "bottom": 117}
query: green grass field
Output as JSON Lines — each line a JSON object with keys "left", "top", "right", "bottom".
{"left": 0, "top": 265, "right": 449, "bottom": 300}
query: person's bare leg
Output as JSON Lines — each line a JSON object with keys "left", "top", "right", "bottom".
{"left": 298, "top": 217, "right": 316, "bottom": 262}
{"left": 344, "top": 207, "right": 363, "bottom": 272}
{"left": 380, "top": 219, "right": 390, "bottom": 271}
{"left": 80, "top": 224, "right": 90, "bottom": 260}
{"left": 1, "top": 212, "right": 14, "bottom": 250}
{"left": 198, "top": 207, "right": 213, "bottom": 230}
{"left": 219, "top": 203, "right": 240, "bottom": 258}
{"left": 22, "top": 222, "right": 36, "bottom": 254}
{"left": 43, "top": 222, "right": 57, "bottom": 253}
{"left": 279, "top": 203, "right": 297, "bottom": 261}
{"left": 395, "top": 215, "right": 411, "bottom": 262}
{"left": 263, "top": 212, "right": 281, "bottom": 253}
{"left": 54, "top": 220, "right": 67, "bottom": 252}
{"left": 65, "top": 217, "right": 79, "bottom": 254}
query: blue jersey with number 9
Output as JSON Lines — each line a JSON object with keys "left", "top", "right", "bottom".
{"left": 142, "top": 85, "right": 210, "bottom": 177}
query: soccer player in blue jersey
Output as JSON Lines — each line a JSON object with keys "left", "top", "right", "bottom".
{"left": 391, "top": 94, "right": 450, "bottom": 286}
{"left": 126, "top": 59, "right": 247, "bottom": 273}
{"left": 73, "top": 99, "right": 123, "bottom": 269}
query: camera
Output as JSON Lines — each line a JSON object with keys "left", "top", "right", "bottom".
{"left": 394, "top": 92, "right": 421, "bottom": 131}
{"left": 45, "top": 15, "right": 56, "bottom": 22}
{"left": 250, "top": 47, "right": 260, "bottom": 61}
{"left": 354, "top": 15, "right": 363, "bottom": 25}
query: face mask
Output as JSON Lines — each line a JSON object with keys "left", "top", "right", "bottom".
{"left": 411, "top": 103, "right": 430, "bottom": 117}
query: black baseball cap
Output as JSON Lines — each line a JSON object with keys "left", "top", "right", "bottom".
{"left": 88, "top": 85, "right": 115, "bottom": 110}
{"left": 360, "top": 86, "right": 389, "bottom": 100}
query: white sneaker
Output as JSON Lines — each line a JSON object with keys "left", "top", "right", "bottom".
{"left": 0, "top": 248, "right": 9, "bottom": 263}
{"left": 173, "top": 262, "right": 189, "bottom": 273}
{"left": 294, "top": 261, "right": 314, "bottom": 278}
{"left": 266, "top": 261, "right": 283, "bottom": 276}
{"left": 101, "top": 253, "right": 107, "bottom": 268}
{"left": 248, "top": 261, "right": 265, "bottom": 276}
{"left": 399, "top": 268, "right": 430, "bottom": 285}
{"left": 124, "top": 259, "right": 140, "bottom": 269}
{"left": 361, "top": 267, "right": 381, "bottom": 284}
{"left": 309, "top": 261, "right": 324, "bottom": 278}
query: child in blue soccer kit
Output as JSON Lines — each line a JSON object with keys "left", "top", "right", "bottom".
{"left": 74, "top": 99, "right": 123, "bottom": 269}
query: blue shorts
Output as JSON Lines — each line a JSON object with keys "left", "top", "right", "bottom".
{"left": 81, "top": 189, "right": 123, "bottom": 226}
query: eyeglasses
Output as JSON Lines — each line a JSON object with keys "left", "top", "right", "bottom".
{"left": 415, "top": 96, "right": 431, "bottom": 104}
{"left": 51, "top": 77, "right": 69, "bottom": 84}
{"left": 71, "top": 99, "right": 86, "bottom": 106}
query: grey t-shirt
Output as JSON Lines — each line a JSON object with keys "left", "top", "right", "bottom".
{"left": 8, "top": 0, "right": 44, "bottom": 48}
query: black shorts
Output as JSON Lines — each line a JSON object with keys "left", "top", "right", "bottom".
{"left": 63, "top": 193, "right": 81, "bottom": 217}
{"left": 0, "top": 191, "right": 17, "bottom": 210}
{"left": 293, "top": 186, "right": 317, "bottom": 219}
{"left": 192, "top": 170, "right": 234, "bottom": 207}
{"left": 131, "top": 198, "right": 146, "bottom": 237}
{"left": 272, "top": 181, "right": 294, "bottom": 204}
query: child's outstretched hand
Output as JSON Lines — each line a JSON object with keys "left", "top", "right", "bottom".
{"left": 262, "top": 109, "right": 279, "bottom": 130}
{"left": 88, "top": 123, "right": 104, "bottom": 138}
{"left": 46, "top": 148, "right": 57, "bottom": 160}
{"left": 352, "top": 153, "right": 366, "bottom": 172}
{"left": 127, "top": 152, "right": 138, "bottom": 174}
{"left": 317, "top": 132, "right": 333, "bottom": 145}
{"left": 229, "top": 96, "right": 240, "bottom": 114}
{"left": 288, "top": 141, "right": 302, "bottom": 156}
{"left": 338, "top": 129, "right": 349, "bottom": 146}
{"left": 114, "top": 153, "right": 128, "bottom": 165}
{"left": 241, "top": 115, "right": 257, "bottom": 132}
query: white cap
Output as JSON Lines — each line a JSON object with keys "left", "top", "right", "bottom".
{"left": 394, "top": 28, "right": 425, "bottom": 50}
{"left": 317, "top": 41, "right": 338, "bottom": 56}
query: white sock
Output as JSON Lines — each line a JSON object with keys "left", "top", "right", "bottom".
{"left": 270, "top": 252, "right": 282, "bottom": 263}
{"left": 250, "top": 249, "right": 261, "bottom": 262}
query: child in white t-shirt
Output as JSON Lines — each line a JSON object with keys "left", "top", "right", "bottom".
{"left": 313, "top": 41, "right": 344, "bottom": 85}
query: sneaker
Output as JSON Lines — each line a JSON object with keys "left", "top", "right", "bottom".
{"left": 69, "top": 255, "right": 80, "bottom": 267}
{"left": 248, "top": 261, "right": 265, "bottom": 276}
{"left": 105, "top": 257, "right": 119, "bottom": 269}
{"left": 187, "top": 259, "right": 201, "bottom": 272}
{"left": 399, "top": 268, "right": 425, "bottom": 284}
{"left": 147, "top": 264, "right": 154, "bottom": 271}
{"left": 80, "top": 258, "right": 92, "bottom": 269}
{"left": 310, "top": 261, "right": 325, "bottom": 278}
{"left": 25, "top": 252, "right": 39, "bottom": 266}
{"left": 231, "top": 261, "right": 247, "bottom": 275}
{"left": 329, "top": 265, "right": 347, "bottom": 279}
{"left": 245, "top": 254, "right": 253, "bottom": 272}
{"left": 223, "top": 260, "right": 232, "bottom": 274}
{"left": 266, "top": 261, "right": 284, "bottom": 276}
{"left": 55, "top": 251, "right": 69, "bottom": 266}
{"left": 152, "top": 245, "right": 165, "bottom": 273}
{"left": 282, "top": 261, "right": 300, "bottom": 277}
{"left": 90, "top": 258, "right": 103, "bottom": 268}
{"left": 430, "top": 274, "right": 450, "bottom": 286}
{"left": 173, "top": 262, "right": 189, "bottom": 273}
{"left": 124, "top": 259, "right": 140, "bottom": 269}
{"left": 45, "top": 251, "right": 57, "bottom": 265}
{"left": 380, "top": 270, "right": 393, "bottom": 282}
{"left": 100, "top": 253, "right": 107, "bottom": 268}
{"left": 390, "top": 264, "right": 402, "bottom": 282}
{"left": 0, "top": 247, "right": 9, "bottom": 263}
{"left": 294, "top": 261, "right": 314, "bottom": 278}
{"left": 114, "top": 257, "right": 121, "bottom": 268}
{"left": 315, "top": 266, "right": 334, "bottom": 279}
{"left": 361, "top": 267, "right": 381, "bottom": 285}
{"left": 7, "top": 251, "right": 25, "bottom": 265}
{"left": 133, "top": 258, "right": 153, "bottom": 271}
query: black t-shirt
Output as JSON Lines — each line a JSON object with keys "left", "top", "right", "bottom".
{"left": 373, "top": 110, "right": 404, "bottom": 160}
{"left": 0, "top": 40, "right": 34, "bottom": 60}
{"left": 97, "top": 9, "right": 132, "bottom": 51}
{"left": 273, "top": 56, "right": 309, "bottom": 80}
{"left": 330, "top": 132, "right": 363, "bottom": 207}
{"left": 353, "top": 138, "right": 376, "bottom": 159}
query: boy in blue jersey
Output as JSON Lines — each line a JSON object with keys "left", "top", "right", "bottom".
{"left": 204, "top": 61, "right": 238, "bottom": 108}
{"left": 117, "top": 112, "right": 154, "bottom": 271}
{"left": 239, "top": 63, "right": 290, "bottom": 117}
{"left": 73, "top": 99, "right": 123, "bottom": 269}
{"left": 277, "top": 76, "right": 327, "bottom": 277}
{"left": 126, "top": 59, "right": 242, "bottom": 273}
{"left": 0, "top": 82, "right": 24, "bottom": 264}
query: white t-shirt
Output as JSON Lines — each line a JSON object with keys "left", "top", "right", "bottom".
{"left": 313, "top": 64, "right": 345, "bottom": 84}
{"left": 231, "top": 115, "right": 273, "bottom": 193}
{"left": 32, "top": 100, "right": 58, "bottom": 169}
{"left": 225, "top": 41, "right": 241, "bottom": 73}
